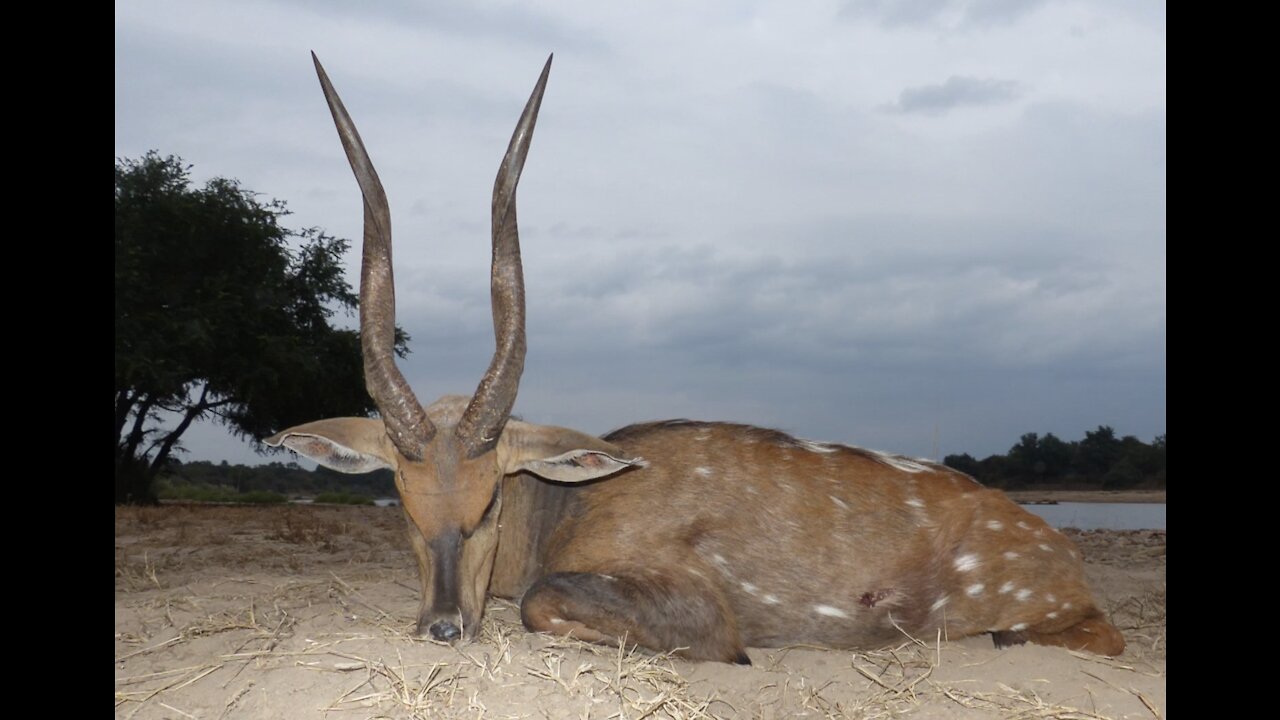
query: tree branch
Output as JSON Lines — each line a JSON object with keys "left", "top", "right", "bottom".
{"left": 148, "top": 384, "right": 211, "bottom": 476}
{"left": 115, "top": 389, "right": 137, "bottom": 447}
{"left": 121, "top": 396, "right": 157, "bottom": 462}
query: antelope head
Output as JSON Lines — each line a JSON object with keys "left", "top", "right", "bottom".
{"left": 265, "top": 53, "right": 642, "bottom": 643}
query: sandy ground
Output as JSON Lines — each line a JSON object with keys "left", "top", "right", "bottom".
{"left": 115, "top": 502, "right": 1165, "bottom": 719}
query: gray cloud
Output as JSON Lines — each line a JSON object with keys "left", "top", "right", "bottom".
{"left": 118, "top": 1, "right": 1164, "bottom": 467}
{"left": 840, "top": 0, "right": 1050, "bottom": 28}
{"left": 887, "top": 76, "right": 1022, "bottom": 115}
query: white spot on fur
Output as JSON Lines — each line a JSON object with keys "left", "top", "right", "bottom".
{"left": 1046, "top": 611, "right": 1059, "bottom": 619}
{"left": 694, "top": 466, "right": 712, "bottom": 477}
{"left": 813, "top": 604, "right": 849, "bottom": 618}
{"left": 1016, "top": 588, "right": 1032, "bottom": 602}
{"left": 600, "top": 575, "right": 617, "bottom": 581}
{"left": 799, "top": 440, "right": 838, "bottom": 454}
{"left": 905, "top": 497, "right": 925, "bottom": 508}
{"left": 1062, "top": 602, "right": 1073, "bottom": 610}
{"left": 1016, "top": 521, "right": 1031, "bottom": 530}
{"left": 1003, "top": 551, "right": 1020, "bottom": 560}
{"left": 931, "top": 595, "right": 950, "bottom": 611}
{"left": 954, "top": 554, "right": 981, "bottom": 572}
{"left": 986, "top": 520, "right": 1004, "bottom": 531}
{"left": 1068, "top": 550, "right": 1077, "bottom": 559}
{"left": 712, "top": 554, "right": 727, "bottom": 566}
{"left": 741, "top": 582, "right": 758, "bottom": 595}
{"left": 1038, "top": 543, "right": 1053, "bottom": 553}
{"left": 1010, "top": 622, "right": 1028, "bottom": 632}
{"left": 744, "top": 486, "right": 758, "bottom": 495}
{"left": 549, "top": 617, "right": 565, "bottom": 625}
{"left": 830, "top": 495, "right": 849, "bottom": 510}
{"left": 966, "top": 583, "right": 985, "bottom": 597}
{"left": 998, "top": 581, "right": 1015, "bottom": 594}
{"left": 1045, "top": 593, "right": 1056, "bottom": 603}
{"left": 869, "top": 450, "right": 935, "bottom": 474}
{"left": 763, "top": 594, "right": 780, "bottom": 605}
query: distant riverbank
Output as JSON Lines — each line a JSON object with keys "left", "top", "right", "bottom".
{"left": 1003, "top": 489, "right": 1165, "bottom": 504}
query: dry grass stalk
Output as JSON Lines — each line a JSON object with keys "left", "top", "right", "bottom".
{"left": 157, "top": 701, "right": 197, "bottom": 719}
{"left": 1132, "top": 688, "right": 1161, "bottom": 720}
{"left": 932, "top": 680, "right": 1116, "bottom": 720}
{"left": 329, "top": 571, "right": 397, "bottom": 624}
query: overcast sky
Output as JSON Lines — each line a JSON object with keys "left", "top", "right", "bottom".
{"left": 115, "top": 0, "right": 1165, "bottom": 467}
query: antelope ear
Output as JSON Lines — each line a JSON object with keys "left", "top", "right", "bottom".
{"left": 263, "top": 417, "right": 397, "bottom": 473}
{"left": 499, "top": 420, "right": 646, "bottom": 483}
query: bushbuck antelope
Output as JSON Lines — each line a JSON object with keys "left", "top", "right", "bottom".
{"left": 265, "top": 53, "right": 1126, "bottom": 663}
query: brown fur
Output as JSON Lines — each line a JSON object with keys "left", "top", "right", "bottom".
{"left": 485, "top": 421, "right": 1125, "bottom": 660}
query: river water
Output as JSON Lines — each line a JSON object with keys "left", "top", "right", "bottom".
{"left": 1019, "top": 502, "right": 1165, "bottom": 530}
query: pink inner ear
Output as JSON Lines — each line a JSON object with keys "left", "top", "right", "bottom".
{"left": 575, "top": 453, "right": 609, "bottom": 469}
{"left": 293, "top": 437, "right": 330, "bottom": 456}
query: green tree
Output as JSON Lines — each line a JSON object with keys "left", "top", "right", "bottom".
{"left": 115, "top": 152, "right": 400, "bottom": 504}
{"left": 1007, "top": 432, "right": 1041, "bottom": 485}
{"left": 1073, "top": 425, "right": 1121, "bottom": 481}
{"left": 943, "top": 452, "right": 981, "bottom": 479}
{"left": 1036, "top": 433, "right": 1073, "bottom": 481}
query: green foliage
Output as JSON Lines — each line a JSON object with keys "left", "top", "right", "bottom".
{"left": 115, "top": 152, "right": 406, "bottom": 505}
{"left": 155, "top": 479, "right": 287, "bottom": 504}
{"left": 944, "top": 427, "right": 1166, "bottom": 490}
{"left": 941, "top": 452, "right": 981, "bottom": 478}
{"left": 159, "top": 459, "right": 395, "bottom": 499}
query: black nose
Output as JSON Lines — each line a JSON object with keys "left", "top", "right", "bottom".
{"left": 428, "top": 620, "right": 461, "bottom": 642}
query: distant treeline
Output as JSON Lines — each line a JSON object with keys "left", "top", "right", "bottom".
{"left": 159, "top": 424, "right": 1163, "bottom": 500}
{"left": 158, "top": 459, "right": 395, "bottom": 499}
{"left": 943, "top": 426, "right": 1165, "bottom": 490}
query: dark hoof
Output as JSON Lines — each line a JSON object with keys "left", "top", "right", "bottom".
{"left": 991, "top": 629, "right": 1028, "bottom": 649}
{"left": 429, "top": 620, "right": 462, "bottom": 642}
